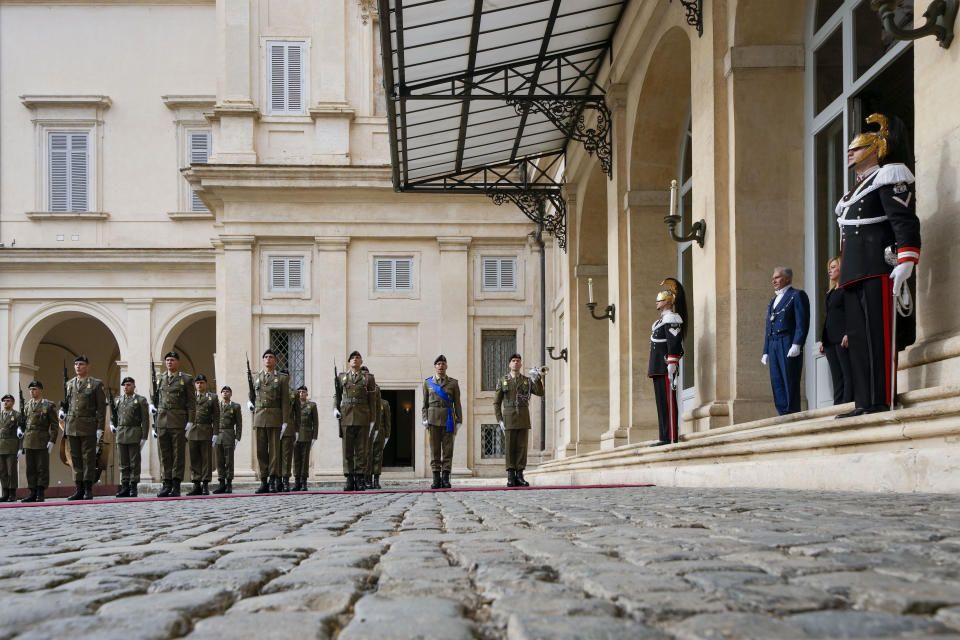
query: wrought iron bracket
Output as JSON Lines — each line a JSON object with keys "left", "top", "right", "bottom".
{"left": 587, "top": 301, "right": 616, "bottom": 323}
{"left": 669, "top": 0, "right": 704, "bottom": 37}
{"left": 663, "top": 214, "right": 706, "bottom": 248}
{"left": 872, "top": 0, "right": 957, "bottom": 48}
{"left": 546, "top": 346, "right": 568, "bottom": 362}
{"left": 487, "top": 188, "right": 567, "bottom": 251}
{"left": 507, "top": 97, "right": 612, "bottom": 178}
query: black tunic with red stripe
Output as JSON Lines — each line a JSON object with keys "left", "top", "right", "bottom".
{"left": 649, "top": 311, "right": 684, "bottom": 443}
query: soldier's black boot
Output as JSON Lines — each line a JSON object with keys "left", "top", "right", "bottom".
{"left": 82, "top": 481, "right": 94, "bottom": 500}
{"left": 212, "top": 479, "right": 227, "bottom": 494}
{"left": 343, "top": 475, "right": 354, "bottom": 491}
{"left": 115, "top": 482, "right": 129, "bottom": 498}
{"left": 157, "top": 480, "right": 172, "bottom": 498}
{"left": 0, "top": 489, "right": 8, "bottom": 502}
{"left": 225, "top": 480, "right": 233, "bottom": 494}
{"left": 129, "top": 483, "right": 138, "bottom": 497}
{"left": 292, "top": 477, "right": 301, "bottom": 491}
{"left": 301, "top": 477, "right": 308, "bottom": 491}
{"left": 20, "top": 487, "right": 37, "bottom": 503}
{"left": 354, "top": 475, "right": 365, "bottom": 492}
{"left": 268, "top": 476, "right": 278, "bottom": 493}
{"left": 517, "top": 470, "right": 530, "bottom": 487}
{"left": 169, "top": 480, "right": 182, "bottom": 497}
{"left": 431, "top": 471, "right": 442, "bottom": 489}
{"left": 373, "top": 475, "right": 381, "bottom": 490}
{"left": 36, "top": 487, "right": 45, "bottom": 503}
{"left": 7, "top": 489, "right": 17, "bottom": 502}
{"left": 201, "top": 482, "right": 209, "bottom": 495}
{"left": 507, "top": 469, "right": 517, "bottom": 487}
{"left": 282, "top": 477, "right": 291, "bottom": 492}
{"left": 441, "top": 471, "right": 451, "bottom": 489}
{"left": 255, "top": 478, "right": 270, "bottom": 494}
{"left": 186, "top": 482, "right": 202, "bottom": 496}
{"left": 67, "top": 483, "right": 84, "bottom": 501}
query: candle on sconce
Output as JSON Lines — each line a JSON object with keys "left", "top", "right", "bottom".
{"left": 549, "top": 327, "right": 554, "bottom": 346}
{"left": 669, "top": 179, "right": 678, "bottom": 218}
{"left": 587, "top": 277, "right": 595, "bottom": 304}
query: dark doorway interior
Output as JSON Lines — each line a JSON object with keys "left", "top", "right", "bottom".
{"left": 380, "top": 389, "right": 415, "bottom": 469}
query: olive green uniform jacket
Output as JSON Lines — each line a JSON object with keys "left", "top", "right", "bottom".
{"left": 24, "top": 399, "right": 59, "bottom": 449}
{"left": 155, "top": 371, "right": 196, "bottom": 431}
{"left": 493, "top": 373, "right": 544, "bottom": 429}
{"left": 114, "top": 393, "right": 149, "bottom": 444}
{"left": 191, "top": 391, "right": 220, "bottom": 441}
{"left": 422, "top": 376, "right": 462, "bottom": 427}
{"left": 64, "top": 376, "right": 106, "bottom": 437}
{"left": 0, "top": 410, "right": 22, "bottom": 455}
{"left": 253, "top": 370, "right": 291, "bottom": 428}
{"left": 335, "top": 371, "right": 378, "bottom": 426}
{"left": 216, "top": 401, "right": 243, "bottom": 442}
{"left": 298, "top": 401, "right": 319, "bottom": 441}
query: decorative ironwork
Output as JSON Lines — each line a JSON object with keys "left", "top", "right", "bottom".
{"left": 507, "top": 97, "right": 612, "bottom": 177}
{"left": 872, "top": 0, "right": 957, "bottom": 49}
{"left": 488, "top": 189, "right": 567, "bottom": 251}
{"left": 587, "top": 301, "right": 616, "bottom": 323}
{"left": 669, "top": 0, "right": 704, "bottom": 37}
{"left": 270, "top": 329, "right": 305, "bottom": 389}
{"left": 481, "top": 424, "right": 506, "bottom": 458}
{"left": 546, "top": 346, "right": 568, "bottom": 362}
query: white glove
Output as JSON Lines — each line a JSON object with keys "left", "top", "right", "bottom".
{"left": 185, "top": 422, "right": 193, "bottom": 433}
{"left": 787, "top": 344, "right": 801, "bottom": 358}
{"left": 311, "top": 438, "right": 316, "bottom": 445}
{"left": 46, "top": 442, "right": 53, "bottom": 453}
{"left": 235, "top": 438, "right": 240, "bottom": 447}
{"left": 58, "top": 410, "right": 66, "bottom": 421}
{"left": 761, "top": 354, "right": 768, "bottom": 366}
{"left": 890, "top": 261, "right": 914, "bottom": 298}
{"left": 96, "top": 429, "right": 104, "bottom": 440}
{"left": 140, "top": 439, "right": 147, "bottom": 449}
{"left": 295, "top": 432, "right": 299, "bottom": 442}
{"left": 369, "top": 421, "right": 375, "bottom": 429}
{"left": 212, "top": 434, "right": 218, "bottom": 445}
{"left": 383, "top": 437, "right": 388, "bottom": 446}
{"left": 334, "top": 409, "right": 341, "bottom": 420}
{"left": 110, "top": 425, "right": 117, "bottom": 435}
{"left": 153, "top": 428, "right": 159, "bottom": 439}
{"left": 280, "top": 423, "right": 288, "bottom": 436}
{"left": 16, "top": 428, "right": 24, "bottom": 439}
{"left": 17, "top": 449, "right": 23, "bottom": 460}
{"left": 149, "top": 404, "right": 158, "bottom": 416}
{"left": 667, "top": 362, "right": 678, "bottom": 379}
{"left": 247, "top": 401, "right": 255, "bottom": 412}
{"left": 373, "top": 430, "right": 379, "bottom": 442}
{"left": 528, "top": 367, "right": 540, "bottom": 378}
{"left": 422, "top": 419, "right": 428, "bottom": 427}
{"left": 498, "top": 421, "right": 505, "bottom": 436}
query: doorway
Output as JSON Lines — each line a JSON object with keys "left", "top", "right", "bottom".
{"left": 380, "top": 389, "right": 415, "bottom": 470}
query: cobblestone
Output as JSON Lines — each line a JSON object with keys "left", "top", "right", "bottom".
{"left": 2, "top": 487, "right": 960, "bottom": 638}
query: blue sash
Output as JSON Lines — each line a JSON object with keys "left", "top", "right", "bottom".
{"left": 425, "top": 378, "right": 456, "bottom": 433}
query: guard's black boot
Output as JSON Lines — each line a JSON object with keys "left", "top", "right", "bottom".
{"left": 354, "top": 475, "right": 366, "bottom": 492}
{"left": 115, "top": 482, "right": 129, "bottom": 498}
{"left": 282, "top": 477, "right": 291, "bottom": 492}
{"left": 0, "top": 489, "right": 8, "bottom": 502}
{"left": 366, "top": 474, "right": 373, "bottom": 489}
{"left": 268, "top": 476, "right": 278, "bottom": 493}
{"left": 82, "top": 481, "right": 93, "bottom": 500}
{"left": 211, "top": 479, "right": 227, "bottom": 494}
{"left": 441, "top": 471, "right": 451, "bottom": 489}
{"left": 507, "top": 469, "right": 517, "bottom": 487}
{"left": 300, "top": 477, "right": 308, "bottom": 491}
{"left": 129, "top": 483, "right": 138, "bottom": 497}
{"left": 836, "top": 407, "right": 867, "bottom": 419}
{"left": 431, "top": 471, "right": 442, "bottom": 489}
{"left": 7, "top": 489, "right": 17, "bottom": 502}
{"left": 157, "top": 480, "right": 172, "bottom": 497}
{"left": 67, "top": 484, "right": 84, "bottom": 501}
{"left": 169, "top": 480, "right": 182, "bottom": 497}
{"left": 343, "top": 475, "right": 355, "bottom": 491}
{"left": 292, "top": 477, "right": 301, "bottom": 491}
{"left": 186, "top": 482, "right": 202, "bottom": 496}
{"left": 201, "top": 482, "right": 209, "bottom": 495}
{"left": 373, "top": 475, "right": 381, "bottom": 490}
{"left": 20, "top": 488, "right": 37, "bottom": 503}
{"left": 255, "top": 478, "right": 270, "bottom": 493}
{"left": 225, "top": 481, "right": 233, "bottom": 494}
{"left": 517, "top": 470, "right": 530, "bottom": 487}
{"left": 36, "top": 487, "right": 45, "bottom": 503}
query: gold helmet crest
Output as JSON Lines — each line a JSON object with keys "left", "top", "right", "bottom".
{"left": 848, "top": 113, "right": 890, "bottom": 160}
{"left": 656, "top": 278, "right": 680, "bottom": 306}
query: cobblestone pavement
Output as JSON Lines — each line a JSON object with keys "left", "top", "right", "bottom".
{"left": 3, "top": 487, "right": 960, "bottom": 639}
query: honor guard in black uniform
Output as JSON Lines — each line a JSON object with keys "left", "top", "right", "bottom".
{"left": 648, "top": 278, "right": 686, "bottom": 445}
{"left": 836, "top": 113, "right": 920, "bottom": 417}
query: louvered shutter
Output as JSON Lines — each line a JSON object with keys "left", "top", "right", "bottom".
{"left": 286, "top": 44, "right": 303, "bottom": 112}
{"left": 271, "top": 258, "right": 287, "bottom": 290}
{"left": 49, "top": 134, "right": 69, "bottom": 212}
{"left": 499, "top": 258, "right": 516, "bottom": 290}
{"left": 287, "top": 258, "right": 303, "bottom": 289}
{"left": 269, "top": 43, "right": 287, "bottom": 113}
{"left": 268, "top": 42, "right": 305, "bottom": 114}
{"left": 482, "top": 258, "right": 499, "bottom": 290}
{"left": 394, "top": 258, "right": 412, "bottom": 290}
{"left": 189, "top": 131, "right": 211, "bottom": 212}
{"left": 69, "top": 133, "right": 88, "bottom": 212}
{"left": 375, "top": 258, "right": 393, "bottom": 291}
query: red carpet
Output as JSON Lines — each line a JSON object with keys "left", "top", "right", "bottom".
{"left": 0, "top": 484, "right": 655, "bottom": 508}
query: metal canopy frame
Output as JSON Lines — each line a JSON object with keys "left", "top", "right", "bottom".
{"left": 378, "top": 0, "right": 627, "bottom": 251}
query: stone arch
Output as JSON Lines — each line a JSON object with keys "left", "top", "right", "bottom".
{"left": 156, "top": 302, "right": 217, "bottom": 381}
{"left": 14, "top": 301, "right": 129, "bottom": 367}
{"left": 156, "top": 302, "right": 216, "bottom": 357}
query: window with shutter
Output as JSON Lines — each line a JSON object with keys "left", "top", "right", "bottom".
{"left": 481, "top": 257, "right": 517, "bottom": 291}
{"left": 374, "top": 257, "right": 415, "bottom": 292}
{"left": 499, "top": 258, "right": 516, "bottom": 289}
{"left": 188, "top": 130, "right": 211, "bottom": 212}
{"left": 287, "top": 258, "right": 303, "bottom": 289}
{"left": 394, "top": 258, "right": 413, "bottom": 290}
{"left": 267, "top": 42, "right": 306, "bottom": 114}
{"left": 375, "top": 258, "right": 394, "bottom": 290}
{"left": 269, "top": 257, "right": 305, "bottom": 292}
{"left": 48, "top": 132, "right": 89, "bottom": 212}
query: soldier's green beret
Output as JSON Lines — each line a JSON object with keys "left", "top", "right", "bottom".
{"left": 262, "top": 349, "right": 276, "bottom": 358}
{"left": 1, "top": 394, "right": 12, "bottom": 402}
{"left": 434, "top": 354, "right": 446, "bottom": 364}
{"left": 28, "top": 380, "right": 43, "bottom": 389}
{"left": 121, "top": 377, "right": 134, "bottom": 385}
{"left": 74, "top": 354, "right": 89, "bottom": 363}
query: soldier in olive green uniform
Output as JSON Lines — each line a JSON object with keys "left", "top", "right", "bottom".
{"left": 250, "top": 349, "right": 291, "bottom": 493}
{"left": 213, "top": 386, "right": 242, "bottom": 494}
{"left": 61, "top": 355, "right": 106, "bottom": 501}
{"left": 293, "top": 385, "right": 318, "bottom": 491}
{"left": 422, "top": 354, "right": 462, "bottom": 489}
{"left": 359, "top": 366, "right": 377, "bottom": 489}
{"left": 279, "top": 379, "right": 299, "bottom": 492}
{"left": 370, "top": 390, "right": 392, "bottom": 490}
{"left": 150, "top": 351, "right": 196, "bottom": 498}
{"left": 494, "top": 353, "right": 545, "bottom": 488}
{"left": 334, "top": 351, "right": 377, "bottom": 492}
{"left": 110, "top": 377, "right": 149, "bottom": 497}
{"left": 22, "top": 381, "right": 59, "bottom": 503}
{"left": 187, "top": 374, "right": 219, "bottom": 496}
{"left": 0, "top": 394, "right": 21, "bottom": 501}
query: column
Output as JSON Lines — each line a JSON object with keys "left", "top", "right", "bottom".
{"left": 211, "top": 0, "right": 258, "bottom": 164}
{"left": 215, "top": 235, "right": 256, "bottom": 477}
{"left": 437, "top": 237, "right": 471, "bottom": 476}
{"left": 313, "top": 236, "right": 350, "bottom": 475}
{"left": 0, "top": 299, "right": 9, "bottom": 394}
{"left": 124, "top": 298, "right": 156, "bottom": 480}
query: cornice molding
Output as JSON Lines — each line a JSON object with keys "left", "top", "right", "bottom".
{"left": 167, "top": 211, "right": 215, "bottom": 221}
{"left": 20, "top": 95, "right": 112, "bottom": 110}
{"left": 315, "top": 236, "right": 351, "bottom": 252}
{"left": 161, "top": 95, "right": 216, "bottom": 110}
{"left": 25, "top": 211, "right": 109, "bottom": 221}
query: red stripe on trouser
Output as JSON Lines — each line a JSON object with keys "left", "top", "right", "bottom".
{"left": 882, "top": 277, "right": 893, "bottom": 405}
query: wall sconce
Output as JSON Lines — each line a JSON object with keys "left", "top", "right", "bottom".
{"left": 585, "top": 277, "right": 615, "bottom": 323}
{"left": 663, "top": 179, "right": 706, "bottom": 248}
{"left": 546, "top": 328, "right": 568, "bottom": 361}
{"left": 872, "top": 0, "right": 957, "bottom": 48}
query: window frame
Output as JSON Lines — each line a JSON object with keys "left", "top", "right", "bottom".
{"left": 264, "top": 39, "right": 309, "bottom": 116}
{"left": 262, "top": 250, "right": 311, "bottom": 300}
{"left": 473, "top": 251, "right": 525, "bottom": 301}
{"left": 185, "top": 128, "right": 212, "bottom": 212}
{"left": 46, "top": 129, "right": 90, "bottom": 213}
{"left": 369, "top": 251, "right": 421, "bottom": 299}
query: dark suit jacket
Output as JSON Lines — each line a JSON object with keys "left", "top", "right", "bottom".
{"left": 820, "top": 287, "right": 846, "bottom": 346}
{"left": 762, "top": 287, "right": 810, "bottom": 355}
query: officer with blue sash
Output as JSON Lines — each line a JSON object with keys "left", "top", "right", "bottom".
{"left": 422, "top": 355, "right": 462, "bottom": 489}
{"left": 761, "top": 267, "right": 810, "bottom": 414}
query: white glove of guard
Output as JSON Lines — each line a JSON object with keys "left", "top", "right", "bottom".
{"left": 234, "top": 438, "right": 240, "bottom": 447}
{"left": 787, "top": 344, "right": 801, "bottom": 358}
{"left": 153, "top": 428, "right": 159, "bottom": 439}
{"left": 46, "top": 442, "right": 53, "bottom": 453}
{"left": 528, "top": 367, "right": 540, "bottom": 378}
{"left": 295, "top": 432, "right": 299, "bottom": 442}
{"left": 383, "top": 437, "right": 389, "bottom": 446}
{"left": 16, "top": 428, "right": 24, "bottom": 439}
{"left": 422, "top": 419, "right": 428, "bottom": 427}
{"left": 110, "top": 425, "right": 117, "bottom": 435}
{"left": 212, "top": 434, "right": 218, "bottom": 445}
{"left": 498, "top": 421, "right": 505, "bottom": 435}
{"left": 184, "top": 422, "right": 193, "bottom": 433}
{"left": 140, "top": 439, "right": 147, "bottom": 449}
{"left": 369, "top": 421, "right": 375, "bottom": 429}
{"left": 334, "top": 409, "right": 341, "bottom": 420}
{"left": 58, "top": 410, "right": 66, "bottom": 421}
{"left": 311, "top": 438, "right": 316, "bottom": 445}
{"left": 667, "top": 363, "right": 678, "bottom": 379}
{"left": 17, "top": 449, "right": 23, "bottom": 460}
{"left": 280, "top": 423, "right": 288, "bottom": 436}
{"left": 890, "top": 261, "right": 914, "bottom": 299}
{"left": 373, "top": 430, "right": 379, "bottom": 442}
{"left": 149, "top": 404, "right": 158, "bottom": 416}
{"left": 247, "top": 401, "right": 255, "bottom": 412}
{"left": 96, "top": 429, "right": 104, "bottom": 440}
{"left": 761, "top": 354, "right": 769, "bottom": 366}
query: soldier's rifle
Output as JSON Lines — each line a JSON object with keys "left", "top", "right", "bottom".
{"left": 60, "top": 361, "right": 70, "bottom": 415}
{"left": 150, "top": 361, "right": 160, "bottom": 438}
{"left": 17, "top": 385, "right": 27, "bottom": 451}
{"left": 333, "top": 359, "right": 343, "bottom": 439}
{"left": 245, "top": 354, "right": 256, "bottom": 413}
{"left": 59, "top": 361, "right": 70, "bottom": 466}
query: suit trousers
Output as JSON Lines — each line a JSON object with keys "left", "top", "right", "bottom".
{"left": 341, "top": 424, "right": 364, "bottom": 475}
{"left": 0, "top": 453, "right": 16, "bottom": 491}
{"left": 157, "top": 429, "right": 186, "bottom": 481}
{"left": 427, "top": 425, "right": 455, "bottom": 472}
{"left": 67, "top": 434, "right": 97, "bottom": 483}
{"left": 25, "top": 448, "right": 50, "bottom": 488}
{"left": 293, "top": 441, "right": 311, "bottom": 478}
{"left": 118, "top": 443, "right": 141, "bottom": 483}
{"left": 189, "top": 440, "right": 212, "bottom": 482}
{"left": 768, "top": 335, "right": 803, "bottom": 415}
{"left": 504, "top": 429, "right": 529, "bottom": 471}
{"left": 255, "top": 427, "right": 281, "bottom": 478}
{"left": 371, "top": 428, "right": 386, "bottom": 475}
{"left": 652, "top": 375, "right": 679, "bottom": 443}
{"left": 824, "top": 342, "right": 854, "bottom": 405}
{"left": 215, "top": 442, "right": 235, "bottom": 481}
{"left": 843, "top": 276, "right": 895, "bottom": 410}
{"left": 280, "top": 436, "right": 295, "bottom": 477}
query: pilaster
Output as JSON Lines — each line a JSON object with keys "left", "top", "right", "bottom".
{"left": 438, "top": 236, "right": 472, "bottom": 476}
{"left": 211, "top": 0, "right": 258, "bottom": 164}
{"left": 123, "top": 298, "right": 156, "bottom": 480}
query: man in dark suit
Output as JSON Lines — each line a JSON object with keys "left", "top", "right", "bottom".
{"left": 762, "top": 267, "right": 810, "bottom": 414}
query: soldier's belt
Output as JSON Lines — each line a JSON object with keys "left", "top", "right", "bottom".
{"left": 160, "top": 404, "right": 186, "bottom": 411}
{"left": 428, "top": 402, "right": 450, "bottom": 408}
{"left": 193, "top": 423, "right": 213, "bottom": 427}
{"left": 0, "top": 434, "right": 17, "bottom": 439}
{"left": 340, "top": 398, "right": 365, "bottom": 404}
{"left": 255, "top": 402, "right": 280, "bottom": 408}
{"left": 67, "top": 410, "right": 97, "bottom": 419}
{"left": 502, "top": 402, "right": 527, "bottom": 408}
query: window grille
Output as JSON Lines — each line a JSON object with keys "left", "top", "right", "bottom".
{"left": 374, "top": 257, "right": 414, "bottom": 292}
{"left": 269, "top": 257, "right": 305, "bottom": 291}
{"left": 270, "top": 329, "right": 305, "bottom": 389}
{"left": 49, "top": 132, "right": 88, "bottom": 212}
{"left": 481, "top": 257, "right": 517, "bottom": 291}
{"left": 481, "top": 330, "right": 516, "bottom": 391}
{"left": 481, "top": 424, "right": 505, "bottom": 458}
